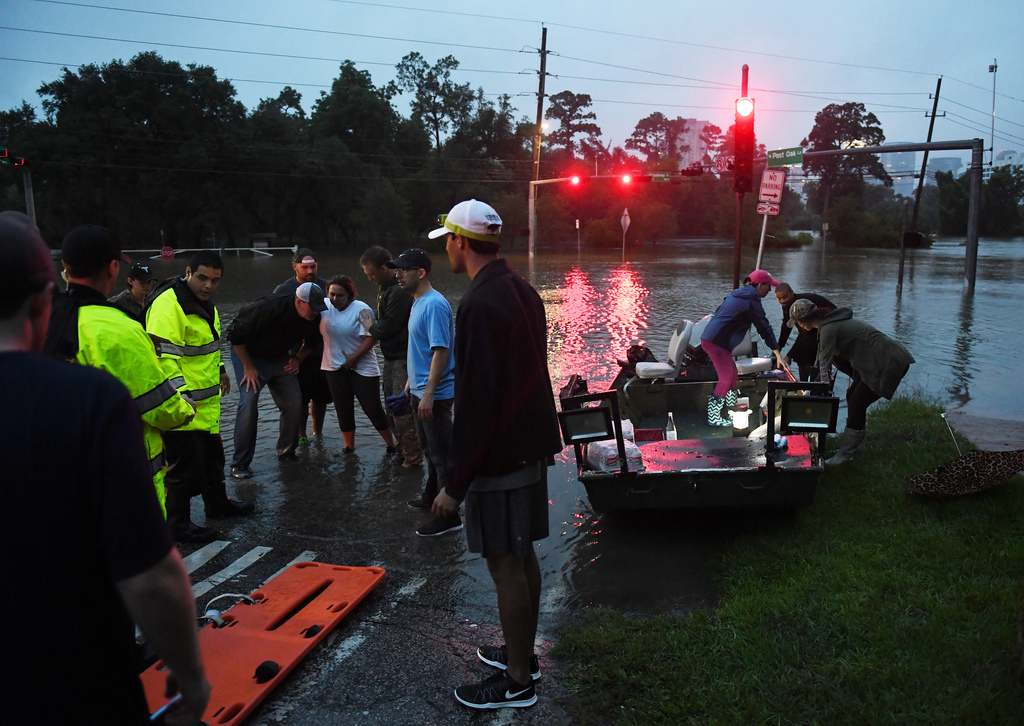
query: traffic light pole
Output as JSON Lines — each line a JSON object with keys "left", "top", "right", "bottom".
{"left": 23, "top": 168, "right": 36, "bottom": 226}
{"left": 733, "top": 65, "right": 750, "bottom": 289}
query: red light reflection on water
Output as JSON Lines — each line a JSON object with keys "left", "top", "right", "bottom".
{"left": 545, "top": 265, "right": 649, "bottom": 390}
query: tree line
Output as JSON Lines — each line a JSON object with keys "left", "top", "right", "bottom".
{"left": 2, "top": 52, "right": 1021, "bottom": 251}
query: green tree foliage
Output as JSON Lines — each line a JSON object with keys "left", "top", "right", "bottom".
{"left": 394, "top": 53, "right": 473, "bottom": 152}
{"left": 625, "top": 113, "right": 689, "bottom": 164}
{"left": 936, "top": 167, "right": 1024, "bottom": 237}
{"left": 544, "top": 91, "right": 601, "bottom": 157}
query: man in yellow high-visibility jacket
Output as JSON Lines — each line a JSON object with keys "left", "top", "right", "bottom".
{"left": 43, "top": 225, "right": 196, "bottom": 519}
{"left": 147, "top": 250, "right": 254, "bottom": 543}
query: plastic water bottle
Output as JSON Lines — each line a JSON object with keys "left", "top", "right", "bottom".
{"left": 666, "top": 412, "right": 677, "bottom": 440}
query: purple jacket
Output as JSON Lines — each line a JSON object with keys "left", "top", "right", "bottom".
{"left": 700, "top": 284, "right": 778, "bottom": 352}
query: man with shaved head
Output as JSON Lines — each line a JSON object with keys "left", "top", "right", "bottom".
{"left": 775, "top": 282, "right": 836, "bottom": 382}
{"left": 0, "top": 211, "right": 209, "bottom": 725}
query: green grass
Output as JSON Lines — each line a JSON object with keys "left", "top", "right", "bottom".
{"left": 554, "top": 398, "right": 1024, "bottom": 725}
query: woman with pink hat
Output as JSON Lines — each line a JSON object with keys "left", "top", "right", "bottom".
{"left": 699, "top": 270, "right": 785, "bottom": 427}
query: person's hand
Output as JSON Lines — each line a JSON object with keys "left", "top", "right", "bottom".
{"left": 417, "top": 391, "right": 434, "bottom": 421}
{"left": 431, "top": 488, "right": 459, "bottom": 518}
{"left": 284, "top": 356, "right": 301, "bottom": 374}
{"left": 341, "top": 357, "right": 357, "bottom": 370}
{"left": 220, "top": 370, "right": 231, "bottom": 396}
{"left": 358, "top": 308, "right": 374, "bottom": 329}
{"left": 160, "top": 671, "right": 210, "bottom": 726}
{"left": 772, "top": 350, "right": 784, "bottom": 369}
{"left": 180, "top": 393, "right": 197, "bottom": 412}
{"left": 241, "top": 365, "right": 261, "bottom": 392}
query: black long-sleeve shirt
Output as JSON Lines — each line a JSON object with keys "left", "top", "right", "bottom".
{"left": 367, "top": 275, "right": 414, "bottom": 361}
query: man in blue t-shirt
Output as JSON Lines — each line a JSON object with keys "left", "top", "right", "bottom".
{"left": 387, "top": 248, "right": 461, "bottom": 537}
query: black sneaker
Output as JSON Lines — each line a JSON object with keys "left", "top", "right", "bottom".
{"left": 415, "top": 516, "right": 462, "bottom": 537}
{"left": 454, "top": 670, "right": 536, "bottom": 710}
{"left": 407, "top": 498, "right": 430, "bottom": 509}
{"left": 230, "top": 466, "right": 253, "bottom": 479}
{"left": 477, "top": 645, "right": 541, "bottom": 681}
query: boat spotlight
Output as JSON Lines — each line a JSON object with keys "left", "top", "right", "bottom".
{"left": 730, "top": 397, "right": 751, "bottom": 435}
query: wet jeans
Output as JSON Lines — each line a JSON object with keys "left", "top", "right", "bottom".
{"left": 383, "top": 359, "right": 422, "bottom": 467}
{"left": 230, "top": 350, "right": 302, "bottom": 468}
{"left": 411, "top": 394, "right": 453, "bottom": 504}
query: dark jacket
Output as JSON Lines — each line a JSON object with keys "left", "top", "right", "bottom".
{"left": 226, "top": 292, "right": 318, "bottom": 361}
{"left": 817, "top": 307, "right": 915, "bottom": 399}
{"left": 700, "top": 284, "right": 778, "bottom": 352}
{"left": 778, "top": 292, "right": 835, "bottom": 365}
{"left": 448, "top": 259, "right": 562, "bottom": 502}
{"left": 273, "top": 276, "right": 328, "bottom": 296}
{"left": 367, "top": 275, "right": 413, "bottom": 361}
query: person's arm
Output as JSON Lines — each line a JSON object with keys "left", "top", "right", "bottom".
{"left": 417, "top": 346, "right": 449, "bottom": 421}
{"left": 815, "top": 324, "right": 836, "bottom": 388}
{"left": 233, "top": 343, "right": 261, "bottom": 391}
{"left": 751, "top": 300, "right": 783, "bottom": 367}
{"left": 342, "top": 335, "right": 377, "bottom": 370}
{"left": 117, "top": 550, "right": 210, "bottom": 726}
{"left": 367, "top": 286, "right": 412, "bottom": 342}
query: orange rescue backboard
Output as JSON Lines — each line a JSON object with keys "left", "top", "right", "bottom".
{"left": 142, "top": 562, "right": 385, "bottom": 725}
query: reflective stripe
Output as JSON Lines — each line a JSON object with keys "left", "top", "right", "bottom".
{"left": 160, "top": 342, "right": 184, "bottom": 357}
{"left": 169, "top": 376, "right": 187, "bottom": 390}
{"left": 150, "top": 450, "right": 165, "bottom": 476}
{"left": 134, "top": 379, "right": 178, "bottom": 415}
{"left": 185, "top": 385, "right": 221, "bottom": 402}
{"left": 161, "top": 340, "right": 220, "bottom": 357}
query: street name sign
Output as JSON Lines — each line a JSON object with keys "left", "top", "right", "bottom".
{"left": 757, "top": 202, "right": 781, "bottom": 216}
{"left": 758, "top": 168, "right": 786, "bottom": 204}
{"left": 766, "top": 147, "right": 803, "bottom": 167}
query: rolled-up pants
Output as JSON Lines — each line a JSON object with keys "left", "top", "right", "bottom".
{"left": 230, "top": 351, "right": 301, "bottom": 468}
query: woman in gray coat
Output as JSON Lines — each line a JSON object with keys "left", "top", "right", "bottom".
{"left": 788, "top": 299, "right": 915, "bottom": 464}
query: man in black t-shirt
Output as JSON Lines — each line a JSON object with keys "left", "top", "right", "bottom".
{"left": 226, "top": 282, "right": 326, "bottom": 476}
{"left": 0, "top": 211, "right": 209, "bottom": 725}
{"left": 775, "top": 282, "right": 837, "bottom": 381}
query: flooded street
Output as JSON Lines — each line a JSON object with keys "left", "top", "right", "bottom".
{"left": 144, "top": 236, "right": 1023, "bottom": 723}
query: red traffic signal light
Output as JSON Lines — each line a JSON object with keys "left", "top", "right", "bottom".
{"left": 570, "top": 175, "right": 581, "bottom": 185}
{"left": 621, "top": 174, "right": 632, "bottom": 184}
{"left": 733, "top": 97, "right": 755, "bottom": 194}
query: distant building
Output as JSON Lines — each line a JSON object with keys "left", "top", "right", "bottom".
{"left": 671, "top": 118, "right": 711, "bottom": 168}
{"left": 878, "top": 143, "right": 917, "bottom": 197}
{"left": 926, "top": 156, "right": 963, "bottom": 183}
{"left": 994, "top": 149, "right": 1022, "bottom": 169}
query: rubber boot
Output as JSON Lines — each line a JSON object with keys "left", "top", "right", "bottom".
{"left": 707, "top": 394, "right": 732, "bottom": 427}
{"left": 167, "top": 486, "right": 220, "bottom": 543}
{"left": 825, "top": 427, "right": 866, "bottom": 466}
{"left": 203, "top": 478, "right": 255, "bottom": 518}
{"left": 725, "top": 389, "right": 738, "bottom": 408}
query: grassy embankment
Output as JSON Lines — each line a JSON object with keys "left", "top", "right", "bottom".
{"left": 554, "top": 398, "right": 1024, "bottom": 724}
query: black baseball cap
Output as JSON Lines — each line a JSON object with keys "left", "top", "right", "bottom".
{"left": 385, "top": 248, "right": 432, "bottom": 273}
{"left": 129, "top": 262, "right": 157, "bottom": 282}
{"left": 61, "top": 225, "right": 131, "bottom": 275}
{"left": 293, "top": 247, "right": 317, "bottom": 264}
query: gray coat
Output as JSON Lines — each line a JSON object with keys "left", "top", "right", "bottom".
{"left": 817, "top": 307, "right": 915, "bottom": 399}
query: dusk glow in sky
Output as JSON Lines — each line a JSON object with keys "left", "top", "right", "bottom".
{"left": 3, "top": 0, "right": 1022, "bottom": 166}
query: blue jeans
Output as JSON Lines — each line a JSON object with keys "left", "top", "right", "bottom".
{"left": 411, "top": 394, "right": 453, "bottom": 504}
{"left": 230, "top": 350, "right": 302, "bottom": 468}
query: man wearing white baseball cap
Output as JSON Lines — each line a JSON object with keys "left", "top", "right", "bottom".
{"left": 429, "top": 199, "right": 562, "bottom": 710}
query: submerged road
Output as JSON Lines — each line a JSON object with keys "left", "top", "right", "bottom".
{"left": 174, "top": 432, "right": 576, "bottom": 726}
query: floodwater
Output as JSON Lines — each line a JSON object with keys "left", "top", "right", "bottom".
{"left": 132, "top": 235, "right": 1024, "bottom": 623}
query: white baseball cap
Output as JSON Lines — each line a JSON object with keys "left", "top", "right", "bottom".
{"left": 427, "top": 199, "right": 502, "bottom": 243}
{"left": 295, "top": 282, "right": 328, "bottom": 312}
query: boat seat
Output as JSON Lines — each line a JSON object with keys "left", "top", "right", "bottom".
{"left": 731, "top": 330, "right": 773, "bottom": 375}
{"left": 635, "top": 320, "right": 694, "bottom": 380}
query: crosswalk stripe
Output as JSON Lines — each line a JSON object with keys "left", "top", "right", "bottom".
{"left": 182, "top": 540, "right": 231, "bottom": 574}
{"left": 192, "top": 546, "right": 273, "bottom": 599}
{"left": 267, "top": 550, "right": 317, "bottom": 583}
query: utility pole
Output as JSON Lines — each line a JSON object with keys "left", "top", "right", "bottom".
{"left": 23, "top": 168, "right": 36, "bottom": 226}
{"left": 531, "top": 27, "right": 548, "bottom": 183}
{"left": 989, "top": 59, "right": 997, "bottom": 165}
{"left": 528, "top": 26, "right": 548, "bottom": 264}
{"left": 910, "top": 77, "right": 942, "bottom": 233}
{"left": 733, "top": 64, "right": 748, "bottom": 289}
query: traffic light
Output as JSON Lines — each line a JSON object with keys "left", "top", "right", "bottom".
{"left": 11, "top": 157, "right": 25, "bottom": 167}
{"left": 733, "top": 96, "right": 755, "bottom": 194}
{"left": 620, "top": 173, "right": 652, "bottom": 185}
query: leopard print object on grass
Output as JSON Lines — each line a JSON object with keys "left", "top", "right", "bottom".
{"left": 906, "top": 449, "right": 1024, "bottom": 497}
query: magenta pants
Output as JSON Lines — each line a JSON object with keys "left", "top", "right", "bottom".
{"left": 701, "top": 339, "right": 737, "bottom": 398}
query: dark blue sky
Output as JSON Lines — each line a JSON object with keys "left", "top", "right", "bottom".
{"left": 3, "top": 0, "right": 1022, "bottom": 165}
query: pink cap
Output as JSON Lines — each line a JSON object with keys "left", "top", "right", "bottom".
{"left": 748, "top": 269, "right": 781, "bottom": 287}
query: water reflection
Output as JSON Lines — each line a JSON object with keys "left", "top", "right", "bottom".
{"left": 949, "top": 293, "right": 975, "bottom": 407}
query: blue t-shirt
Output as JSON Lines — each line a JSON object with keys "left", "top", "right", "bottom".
{"left": 407, "top": 289, "right": 455, "bottom": 399}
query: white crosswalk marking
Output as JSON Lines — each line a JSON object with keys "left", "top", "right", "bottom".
{"left": 267, "top": 550, "right": 317, "bottom": 582}
{"left": 181, "top": 540, "right": 231, "bottom": 574}
{"left": 191, "top": 546, "right": 272, "bottom": 598}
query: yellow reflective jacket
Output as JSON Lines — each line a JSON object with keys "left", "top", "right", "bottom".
{"left": 45, "top": 285, "right": 195, "bottom": 513}
{"left": 146, "top": 280, "right": 224, "bottom": 434}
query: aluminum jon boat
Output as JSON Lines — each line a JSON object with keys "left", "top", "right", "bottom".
{"left": 557, "top": 316, "right": 840, "bottom": 512}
